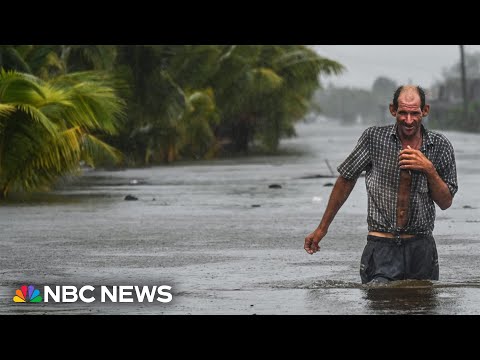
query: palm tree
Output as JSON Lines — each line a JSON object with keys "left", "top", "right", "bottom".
{"left": 180, "top": 88, "right": 220, "bottom": 159}
{"left": 111, "top": 45, "right": 344, "bottom": 162}
{"left": 61, "top": 45, "right": 118, "bottom": 72}
{"left": 212, "top": 45, "right": 344, "bottom": 152}
{"left": 0, "top": 46, "right": 31, "bottom": 73}
{"left": 2, "top": 45, "right": 117, "bottom": 80}
{"left": 0, "top": 70, "right": 125, "bottom": 198}
{"left": 112, "top": 45, "right": 185, "bottom": 164}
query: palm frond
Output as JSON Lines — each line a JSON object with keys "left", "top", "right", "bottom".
{"left": 15, "top": 104, "right": 58, "bottom": 135}
{"left": 0, "top": 69, "right": 125, "bottom": 197}
{"left": 0, "top": 104, "right": 16, "bottom": 117}
{"left": 81, "top": 134, "right": 123, "bottom": 167}
{"left": 0, "top": 46, "right": 31, "bottom": 73}
{"left": 0, "top": 69, "right": 45, "bottom": 103}
{"left": 246, "top": 68, "right": 284, "bottom": 94}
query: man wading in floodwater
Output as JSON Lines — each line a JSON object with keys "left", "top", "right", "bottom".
{"left": 304, "top": 85, "right": 458, "bottom": 284}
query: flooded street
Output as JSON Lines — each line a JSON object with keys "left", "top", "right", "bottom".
{"left": 1, "top": 117, "right": 480, "bottom": 314}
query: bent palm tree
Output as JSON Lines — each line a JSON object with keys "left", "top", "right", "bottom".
{"left": 212, "top": 45, "right": 344, "bottom": 152}
{"left": 0, "top": 70, "right": 125, "bottom": 198}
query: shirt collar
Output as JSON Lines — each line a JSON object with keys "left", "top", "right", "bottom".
{"left": 390, "top": 123, "right": 434, "bottom": 147}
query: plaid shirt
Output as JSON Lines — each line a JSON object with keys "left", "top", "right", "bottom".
{"left": 337, "top": 124, "right": 458, "bottom": 235}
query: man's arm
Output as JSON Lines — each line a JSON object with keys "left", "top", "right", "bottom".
{"left": 304, "top": 175, "right": 357, "bottom": 254}
{"left": 424, "top": 166, "right": 453, "bottom": 210}
{"left": 399, "top": 146, "right": 453, "bottom": 210}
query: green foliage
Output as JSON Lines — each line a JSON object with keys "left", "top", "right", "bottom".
{"left": 65, "top": 45, "right": 117, "bottom": 72}
{"left": 1, "top": 44, "right": 345, "bottom": 196}
{"left": 111, "top": 45, "right": 342, "bottom": 162}
{"left": 112, "top": 45, "right": 187, "bottom": 164}
{"left": 210, "top": 45, "right": 343, "bottom": 153}
{"left": 0, "top": 70, "right": 125, "bottom": 198}
{"left": 180, "top": 88, "right": 220, "bottom": 159}
{"left": 0, "top": 46, "right": 31, "bottom": 73}
{"left": 1, "top": 45, "right": 118, "bottom": 80}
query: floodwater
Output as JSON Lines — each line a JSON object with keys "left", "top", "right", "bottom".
{"left": 1, "top": 117, "right": 480, "bottom": 315}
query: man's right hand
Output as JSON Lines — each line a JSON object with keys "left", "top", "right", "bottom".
{"left": 304, "top": 229, "right": 327, "bottom": 255}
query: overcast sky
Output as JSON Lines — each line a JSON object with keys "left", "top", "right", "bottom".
{"left": 311, "top": 45, "right": 480, "bottom": 90}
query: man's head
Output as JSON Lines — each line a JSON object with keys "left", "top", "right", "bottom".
{"left": 389, "top": 85, "right": 430, "bottom": 139}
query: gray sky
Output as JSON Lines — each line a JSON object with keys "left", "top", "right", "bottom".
{"left": 312, "top": 45, "right": 480, "bottom": 90}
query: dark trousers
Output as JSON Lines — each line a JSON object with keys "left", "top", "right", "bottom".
{"left": 360, "top": 234, "right": 439, "bottom": 284}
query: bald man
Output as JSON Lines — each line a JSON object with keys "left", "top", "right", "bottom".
{"left": 304, "top": 85, "right": 458, "bottom": 284}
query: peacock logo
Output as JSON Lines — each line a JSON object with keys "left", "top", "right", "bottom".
{"left": 13, "top": 285, "right": 42, "bottom": 303}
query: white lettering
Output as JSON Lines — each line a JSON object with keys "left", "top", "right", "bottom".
{"left": 134, "top": 286, "right": 157, "bottom": 302}
{"left": 62, "top": 285, "right": 78, "bottom": 303}
{"left": 101, "top": 286, "right": 117, "bottom": 302}
{"left": 41, "top": 284, "right": 172, "bottom": 303}
{"left": 43, "top": 286, "right": 60, "bottom": 302}
{"left": 79, "top": 285, "right": 95, "bottom": 303}
{"left": 157, "top": 285, "right": 173, "bottom": 303}
{"left": 119, "top": 286, "right": 134, "bottom": 302}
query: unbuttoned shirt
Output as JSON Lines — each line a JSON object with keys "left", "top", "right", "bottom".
{"left": 337, "top": 124, "right": 458, "bottom": 235}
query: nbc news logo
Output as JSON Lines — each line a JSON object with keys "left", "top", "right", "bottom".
{"left": 13, "top": 284, "right": 172, "bottom": 303}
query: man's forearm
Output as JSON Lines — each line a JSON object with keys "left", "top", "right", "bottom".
{"left": 317, "top": 176, "right": 357, "bottom": 231}
{"left": 425, "top": 167, "right": 453, "bottom": 210}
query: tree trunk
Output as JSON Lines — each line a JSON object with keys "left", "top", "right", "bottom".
{"left": 232, "top": 115, "right": 252, "bottom": 154}
{"left": 167, "top": 144, "right": 176, "bottom": 163}
{"left": 0, "top": 183, "right": 8, "bottom": 200}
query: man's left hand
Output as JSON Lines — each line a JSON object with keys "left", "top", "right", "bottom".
{"left": 398, "top": 145, "right": 434, "bottom": 174}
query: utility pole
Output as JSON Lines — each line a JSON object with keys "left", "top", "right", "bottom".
{"left": 460, "top": 45, "right": 468, "bottom": 124}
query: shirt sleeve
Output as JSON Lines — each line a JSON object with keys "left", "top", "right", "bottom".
{"left": 337, "top": 127, "right": 372, "bottom": 180}
{"left": 436, "top": 137, "right": 458, "bottom": 197}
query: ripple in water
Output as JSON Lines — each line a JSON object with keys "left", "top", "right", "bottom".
{"left": 270, "top": 279, "right": 480, "bottom": 290}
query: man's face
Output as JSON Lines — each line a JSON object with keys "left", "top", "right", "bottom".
{"left": 389, "top": 90, "right": 429, "bottom": 139}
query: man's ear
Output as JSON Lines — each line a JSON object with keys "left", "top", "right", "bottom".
{"left": 389, "top": 104, "right": 396, "bottom": 117}
{"left": 422, "top": 104, "right": 430, "bottom": 117}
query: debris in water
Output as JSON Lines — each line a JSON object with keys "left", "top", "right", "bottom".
{"left": 269, "top": 184, "right": 282, "bottom": 189}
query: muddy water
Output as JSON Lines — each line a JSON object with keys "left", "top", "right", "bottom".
{"left": 1, "top": 117, "right": 480, "bottom": 314}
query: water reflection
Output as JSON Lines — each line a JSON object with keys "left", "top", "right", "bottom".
{"left": 363, "top": 280, "right": 439, "bottom": 314}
